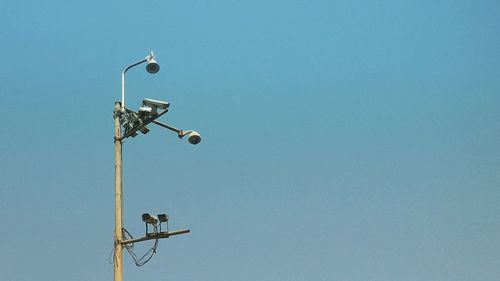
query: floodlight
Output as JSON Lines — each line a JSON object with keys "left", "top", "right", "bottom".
{"left": 158, "top": 214, "right": 169, "bottom": 223}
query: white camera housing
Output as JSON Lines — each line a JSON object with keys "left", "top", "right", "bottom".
{"left": 187, "top": 131, "right": 201, "bottom": 145}
{"left": 143, "top": 98, "right": 170, "bottom": 110}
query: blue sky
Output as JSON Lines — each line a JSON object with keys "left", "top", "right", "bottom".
{"left": 1, "top": 1, "right": 499, "bottom": 280}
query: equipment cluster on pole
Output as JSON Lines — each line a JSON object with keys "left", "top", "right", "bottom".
{"left": 113, "top": 51, "right": 201, "bottom": 281}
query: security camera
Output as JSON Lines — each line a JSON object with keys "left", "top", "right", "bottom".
{"left": 158, "top": 214, "right": 169, "bottom": 223}
{"left": 138, "top": 106, "right": 153, "bottom": 116}
{"left": 187, "top": 131, "right": 201, "bottom": 145}
{"left": 143, "top": 98, "right": 170, "bottom": 110}
{"left": 142, "top": 213, "right": 159, "bottom": 225}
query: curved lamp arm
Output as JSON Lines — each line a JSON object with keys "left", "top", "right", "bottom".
{"left": 121, "top": 52, "right": 156, "bottom": 111}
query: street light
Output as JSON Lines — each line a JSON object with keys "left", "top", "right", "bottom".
{"left": 113, "top": 52, "right": 199, "bottom": 281}
{"left": 185, "top": 130, "right": 202, "bottom": 144}
{"left": 150, "top": 119, "right": 202, "bottom": 145}
{"left": 121, "top": 51, "right": 159, "bottom": 112}
{"left": 146, "top": 56, "right": 160, "bottom": 74}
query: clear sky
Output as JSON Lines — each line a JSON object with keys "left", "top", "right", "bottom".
{"left": 1, "top": 1, "right": 499, "bottom": 280}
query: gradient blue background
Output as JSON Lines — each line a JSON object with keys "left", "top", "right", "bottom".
{"left": 1, "top": 1, "right": 499, "bottom": 280}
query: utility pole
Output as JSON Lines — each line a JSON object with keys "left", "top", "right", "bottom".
{"left": 111, "top": 52, "right": 200, "bottom": 281}
{"left": 114, "top": 101, "right": 123, "bottom": 281}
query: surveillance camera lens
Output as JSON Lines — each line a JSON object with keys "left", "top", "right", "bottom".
{"left": 146, "top": 63, "right": 160, "bottom": 74}
{"left": 188, "top": 135, "right": 201, "bottom": 145}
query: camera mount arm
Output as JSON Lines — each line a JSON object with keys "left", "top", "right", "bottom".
{"left": 151, "top": 120, "right": 190, "bottom": 139}
{"left": 121, "top": 228, "right": 190, "bottom": 245}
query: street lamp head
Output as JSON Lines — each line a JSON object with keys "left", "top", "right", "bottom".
{"left": 187, "top": 131, "right": 201, "bottom": 145}
{"left": 178, "top": 130, "right": 201, "bottom": 145}
{"left": 146, "top": 52, "right": 160, "bottom": 74}
{"left": 146, "top": 58, "right": 160, "bottom": 74}
{"left": 121, "top": 51, "right": 160, "bottom": 111}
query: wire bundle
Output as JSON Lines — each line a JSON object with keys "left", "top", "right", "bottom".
{"left": 122, "top": 227, "right": 159, "bottom": 267}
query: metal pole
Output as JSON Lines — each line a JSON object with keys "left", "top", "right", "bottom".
{"left": 121, "top": 58, "right": 148, "bottom": 111}
{"left": 114, "top": 101, "right": 123, "bottom": 281}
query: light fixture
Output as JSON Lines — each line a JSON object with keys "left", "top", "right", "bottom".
{"left": 186, "top": 131, "right": 201, "bottom": 145}
{"left": 121, "top": 51, "right": 161, "bottom": 111}
{"left": 146, "top": 52, "right": 160, "bottom": 74}
{"left": 149, "top": 120, "right": 202, "bottom": 145}
{"left": 179, "top": 130, "right": 201, "bottom": 145}
{"left": 158, "top": 214, "right": 169, "bottom": 223}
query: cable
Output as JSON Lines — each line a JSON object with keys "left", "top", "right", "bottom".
{"left": 108, "top": 244, "right": 115, "bottom": 264}
{"left": 122, "top": 227, "right": 160, "bottom": 267}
